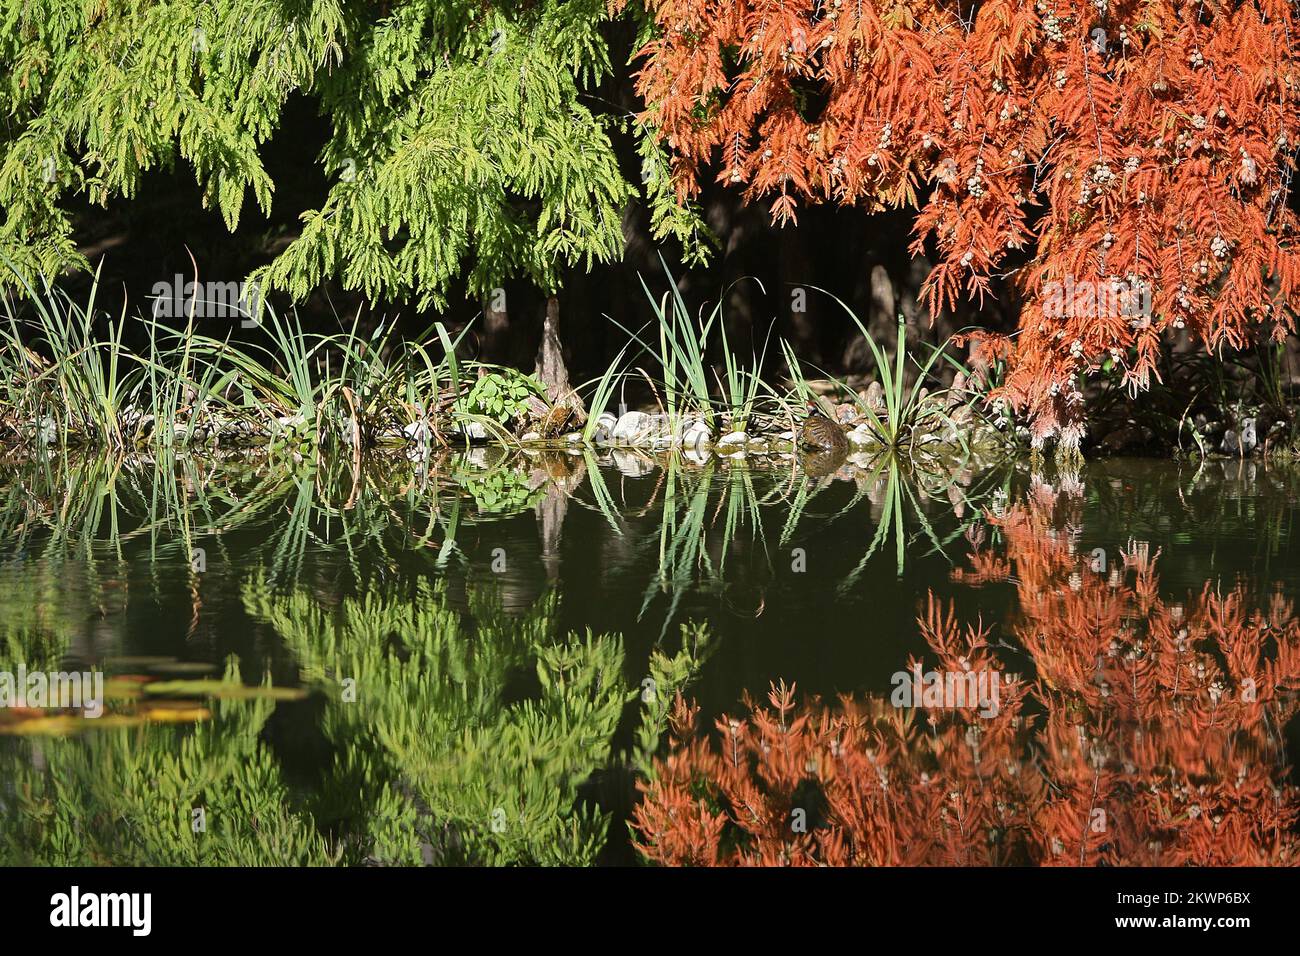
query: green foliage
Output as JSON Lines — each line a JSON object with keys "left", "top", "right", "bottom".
{"left": 457, "top": 368, "right": 544, "bottom": 427}
{"left": 0, "top": 560, "right": 711, "bottom": 866}
{"left": 0, "top": 449, "right": 732, "bottom": 866}
{"left": 820, "top": 298, "right": 974, "bottom": 455}
{"left": 629, "top": 620, "right": 711, "bottom": 780}
{"left": 0, "top": 263, "right": 154, "bottom": 448}
{"left": 0, "top": 1, "right": 710, "bottom": 305}
{"left": 0, "top": 559, "right": 93, "bottom": 674}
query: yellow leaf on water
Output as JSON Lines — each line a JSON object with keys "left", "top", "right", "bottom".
{"left": 136, "top": 703, "right": 212, "bottom": 723}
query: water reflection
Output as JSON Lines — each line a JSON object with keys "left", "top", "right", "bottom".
{"left": 635, "top": 477, "right": 1300, "bottom": 866}
{"left": 0, "top": 449, "right": 1296, "bottom": 865}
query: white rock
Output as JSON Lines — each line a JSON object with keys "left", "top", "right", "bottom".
{"left": 669, "top": 414, "right": 696, "bottom": 437}
{"left": 520, "top": 431, "right": 542, "bottom": 442}
{"left": 119, "top": 406, "right": 155, "bottom": 433}
{"left": 611, "top": 410, "right": 654, "bottom": 444}
{"left": 717, "top": 430, "right": 748, "bottom": 447}
{"left": 564, "top": 432, "right": 583, "bottom": 443}
{"left": 404, "top": 421, "right": 430, "bottom": 442}
{"left": 446, "top": 420, "right": 488, "bottom": 440}
{"left": 847, "top": 424, "right": 877, "bottom": 446}
{"left": 35, "top": 416, "right": 58, "bottom": 446}
{"left": 681, "top": 419, "right": 711, "bottom": 451}
{"left": 592, "top": 412, "right": 617, "bottom": 443}
{"left": 1221, "top": 417, "right": 1257, "bottom": 455}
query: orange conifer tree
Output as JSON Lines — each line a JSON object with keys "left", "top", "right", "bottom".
{"left": 626, "top": 0, "right": 1300, "bottom": 450}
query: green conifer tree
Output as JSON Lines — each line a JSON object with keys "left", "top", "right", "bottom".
{"left": 0, "top": 1, "right": 707, "bottom": 318}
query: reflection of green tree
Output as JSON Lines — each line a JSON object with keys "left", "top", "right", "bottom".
{"left": 0, "top": 538, "right": 333, "bottom": 866}
{"left": 244, "top": 577, "right": 709, "bottom": 865}
{"left": 0, "top": 659, "right": 336, "bottom": 866}
{"left": 0, "top": 559, "right": 91, "bottom": 672}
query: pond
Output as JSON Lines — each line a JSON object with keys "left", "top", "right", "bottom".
{"left": 1, "top": 449, "right": 1297, "bottom": 865}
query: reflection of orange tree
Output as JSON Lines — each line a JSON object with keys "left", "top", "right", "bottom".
{"left": 633, "top": 485, "right": 1300, "bottom": 865}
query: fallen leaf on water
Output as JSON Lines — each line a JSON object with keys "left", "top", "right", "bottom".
{"left": 135, "top": 702, "right": 212, "bottom": 722}
{"left": 141, "top": 679, "right": 307, "bottom": 701}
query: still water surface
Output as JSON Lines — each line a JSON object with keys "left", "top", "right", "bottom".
{"left": 0, "top": 451, "right": 1296, "bottom": 864}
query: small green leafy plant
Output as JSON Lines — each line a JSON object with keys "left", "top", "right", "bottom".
{"left": 456, "top": 368, "right": 545, "bottom": 427}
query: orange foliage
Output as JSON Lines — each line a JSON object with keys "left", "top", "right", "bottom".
{"left": 632, "top": 482, "right": 1300, "bottom": 865}
{"left": 626, "top": 0, "right": 1300, "bottom": 448}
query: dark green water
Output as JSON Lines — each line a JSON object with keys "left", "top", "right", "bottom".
{"left": 1, "top": 450, "right": 1297, "bottom": 865}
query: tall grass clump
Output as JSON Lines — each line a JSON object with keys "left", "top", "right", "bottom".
{"left": 607, "top": 259, "right": 775, "bottom": 434}
{"left": 0, "top": 262, "right": 167, "bottom": 449}
{"left": 0, "top": 267, "right": 480, "bottom": 453}
{"left": 821, "top": 291, "right": 976, "bottom": 456}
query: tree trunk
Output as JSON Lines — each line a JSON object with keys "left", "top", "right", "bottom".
{"left": 480, "top": 288, "right": 510, "bottom": 363}
{"left": 535, "top": 294, "right": 584, "bottom": 411}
